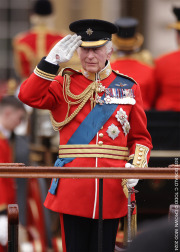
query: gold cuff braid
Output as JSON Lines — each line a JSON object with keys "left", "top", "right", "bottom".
{"left": 132, "top": 144, "right": 149, "bottom": 168}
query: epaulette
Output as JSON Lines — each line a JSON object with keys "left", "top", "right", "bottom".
{"left": 112, "top": 69, "right": 137, "bottom": 84}
{"left": 59, "top": 67, "right": 82, "bottom": 77}
{"left": 136, "top": 49, "right": 154, "bottom": 66}
{"left": 13, "top": 31, "right": 27, "bottom": 43}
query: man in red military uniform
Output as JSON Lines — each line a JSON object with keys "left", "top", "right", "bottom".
{"left": 0, "top": 96, "right": 25, "bottom": 251}
{"left": 111, "top": 17, "right": 156, "bottom": 111}
{"left": 19, "top": 19, "right": 152, "bottom": 252}
{"left": 154, "top": 7, "right": 180, "bottom": 111}
{"left": 12, "top": 0, "right": 65, "bottom": 147}
{"left": 12, "top": 1, "right": 64, "bottom": 242}
{"left": 12, "top": 0, "right": 64, "bottom": 80}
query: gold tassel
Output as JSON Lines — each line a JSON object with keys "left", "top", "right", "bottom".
{"left": 121, "top": 178, "right": 128, "bottom": 198}
{"left": 131, "top": 212, "right": 137, "bottom": 238}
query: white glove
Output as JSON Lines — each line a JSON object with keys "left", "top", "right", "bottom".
{"left": 127, "top": 179, "right": 139, "bottom": 188}
{"left": 45, "top": 34, "right": 82, "bottom": 65}
{"left": 0, "top": 215, "right": 8, "bottom": 246}
{"left": 125, "top": 162, "right": 139, "bottom": 188}
{"left": 20, "top": 242, "right": 34, "bottom": 252}
{"left": 125, "top": 162, "right": 134, "bottom": 169}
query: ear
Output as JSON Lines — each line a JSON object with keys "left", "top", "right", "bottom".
{"left": 107, "top": 48, "right": 113, "bottom": 61}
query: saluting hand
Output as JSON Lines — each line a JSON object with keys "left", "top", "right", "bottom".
{"left": 45, "top": 34, "right": 82, "bottom": 65}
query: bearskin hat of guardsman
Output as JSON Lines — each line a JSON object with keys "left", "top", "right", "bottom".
{"left": 32, "top": 0, "right": 53, "bottom": 16}
{"left": 168, "top": 6, "right": 180, "bottom": 30}
{"left": 69, "top": 19, "right": 118, "bottom": 48}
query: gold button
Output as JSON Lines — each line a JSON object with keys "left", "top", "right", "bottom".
{"left": 138, "top": 157, "right": 141, "bottom": 160}
{"left": 136, "top": 161, "right": 140, "bottom": 165}
{"left": 98, "top": 141, "right": 103, "bottom": 146}
{"left": 139, "top": 152, "right": 143, "bottom": 156}
{"left": 139, "top": 148, "right": 143, "bottom": 151}
{"left": 99, "top": 133, "right": 104, "bottom": 138}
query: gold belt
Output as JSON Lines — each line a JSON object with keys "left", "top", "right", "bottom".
{"left": 59, "top": 144, "right": 129, "bottom": 160}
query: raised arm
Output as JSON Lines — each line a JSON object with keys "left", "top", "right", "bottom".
{"left": 18, "top": 35, "right": 82, "bottom": 110}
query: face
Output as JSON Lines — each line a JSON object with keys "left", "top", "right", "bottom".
{"left": 3, "top": 107, "right": 25, "bottom": 131}
{"left": 77, "top": 45, "right": 112, "bottom": 73}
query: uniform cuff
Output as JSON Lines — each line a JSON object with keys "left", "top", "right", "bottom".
{"left": 132, "top": 144, "right": 149, "bottom": 167}
{"left": 34, "top": 57, "right": 60, "bottom": 81}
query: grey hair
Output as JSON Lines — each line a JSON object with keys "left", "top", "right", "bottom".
{"left": 105, "top": 41, "right": 113, "bottom": 54}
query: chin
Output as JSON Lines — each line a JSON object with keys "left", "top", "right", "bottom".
{"left": 85, "top": 66, "right": 98, "bottom": 73}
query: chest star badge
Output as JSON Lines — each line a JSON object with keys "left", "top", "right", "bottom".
{"left": 106, "top": 124, "right": 120, "bottom": 140}
{"left": 115, "top": 108, "right": 130, "bottom": 135}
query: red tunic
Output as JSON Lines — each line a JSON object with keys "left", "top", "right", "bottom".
{"left": 0, "top": 133, "right": 16, "bottom": 252}
{"left": 111, "top": 59, "right": 156, "bottom": 111}
{"left": 0, "top": 133, "right": 16, "bottom": 209}
{"left": 154, "top": 50, "right": 180, "bottom": 111}
{"left": 18, "top": 59, "right": 152, "bottom": 219}
{"left": 12, "top": 25, "right": 64, "bottom": 79}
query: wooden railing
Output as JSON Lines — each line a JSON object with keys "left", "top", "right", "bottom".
{"left": 1, "top": 163, "right": 180, "bottom": 252}
{"left": 0, "top": 165, "right": 179, "bottom": 179}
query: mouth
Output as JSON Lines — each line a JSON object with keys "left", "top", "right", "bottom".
{"left": 86, "top": 62, "right": 97, "bottom": 66}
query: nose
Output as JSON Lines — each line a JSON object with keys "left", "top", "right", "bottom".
{"left": 87, "top": 49, "right": 95, "bottom": 59}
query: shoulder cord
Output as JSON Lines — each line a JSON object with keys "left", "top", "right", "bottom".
{"left": 49, "top": 74, "right": 97, "bottom": 131}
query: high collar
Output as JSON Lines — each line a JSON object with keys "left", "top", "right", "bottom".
{"left": 81, "top": 61, "right": 112, "bottom": 81}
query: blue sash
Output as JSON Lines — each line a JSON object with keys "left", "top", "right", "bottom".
{"left": 49, "top": 75, "right": 134, "bottom": 194}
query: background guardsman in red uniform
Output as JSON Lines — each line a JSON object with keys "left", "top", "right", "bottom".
{"left": 154, "top": 6, "right": 180, "bottom": 111}
{"left": 111, "top": 17, "right": 156, "bottom": 111}
{"left": 18, "top": 19, "right": 152, "bottom": 252}
{"left": 12, "top": 0, "right": 64, "bottom": 81}
{"left": 12, "top": 0, "right": 65, "bottom": 148}
{"left": 0, "top": 96, "right": 25, "bottom": 252}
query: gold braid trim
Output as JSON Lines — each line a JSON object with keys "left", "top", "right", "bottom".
{"left": 49, "top": 74, "right": 98, "bottom": 131}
